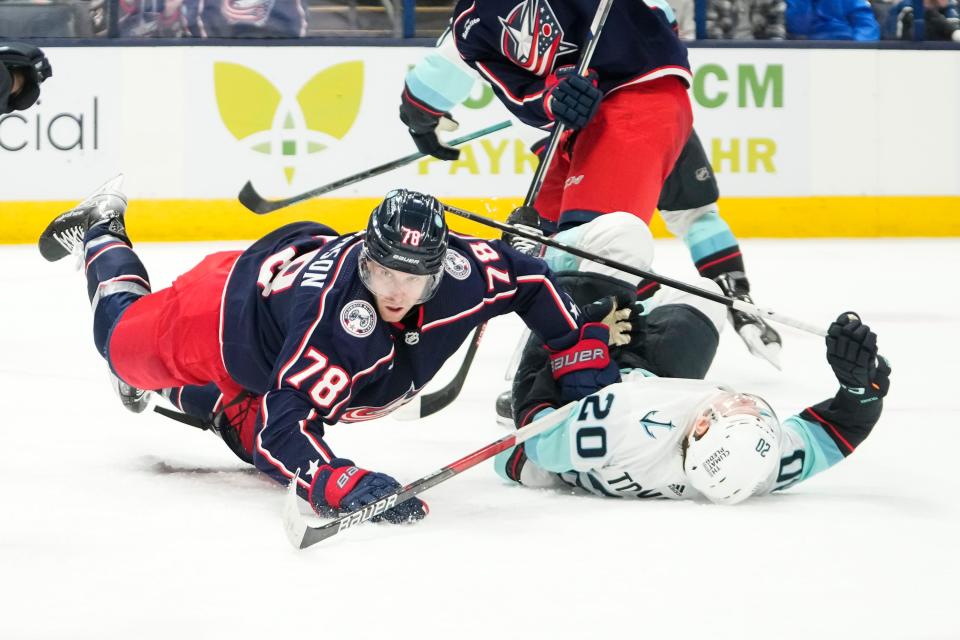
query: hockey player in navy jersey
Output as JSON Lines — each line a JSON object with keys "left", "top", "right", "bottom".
{"left": 399, "top": 0, "right": 783, "bottom": 367}
{"left": 38, "top": 177, "right": 621, "bottom": 524}
{"left": 403, "top": 0, "right": 692, "bottom": 232}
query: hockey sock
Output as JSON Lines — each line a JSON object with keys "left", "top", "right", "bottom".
{"left": 682, "top": 209, "right": 746, "bottom": 281}
{"left": 84, "top": 226, "right": 151, "bottom": 357}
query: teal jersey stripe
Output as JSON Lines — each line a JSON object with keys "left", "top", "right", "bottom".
{"left": 406, "top": 53, "right": 476, "bottom": 112}
{"left": 784, "top": 415, "right": 845, "bottom": 482}
{"left": 524, "top": 407, "right": 579, "bottom": 473}
{"left": 683, "top": 210, "right": 738, "bottom": 262}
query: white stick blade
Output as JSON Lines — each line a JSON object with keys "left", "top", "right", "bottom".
{"left": 281, "top": 472, "right": 308, "bottom": 550}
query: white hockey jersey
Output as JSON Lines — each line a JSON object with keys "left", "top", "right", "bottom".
{"left": 495, "top": 371, "right": 848, "bottom": 501}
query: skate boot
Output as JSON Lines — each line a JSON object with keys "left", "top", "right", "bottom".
{"left": 714, "top": 271, "right": 783, "bottom": 370}
{"left": 503, "top": 206, "right": 545, "bottom": 257}
{"left": 38, "top": 175, "right": 129, "bottom": 262}
{"left": 495, "top": 389, "right": 514, "bottom": 427}
{"left": 109, "top": 373, "right": 153, "bottom": 414}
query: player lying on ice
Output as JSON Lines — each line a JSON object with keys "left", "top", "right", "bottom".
{"left": 38, "top": 178, "right": 624, "bottom": 524}
{"left": 494, "top": 215, "right": 891, "bottom": 504}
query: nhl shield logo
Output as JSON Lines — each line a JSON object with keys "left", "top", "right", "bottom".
{"left": 499, "top": 0, "right": 577, "bottom": 76}
{"left": 341, "top": 300, "right": 377, "bottom": 338}
{"left": 404, "top": 331, "right": 420, "bottom": 345}
{"left": 443, "top": 249, "right": 472, "bottom": 281}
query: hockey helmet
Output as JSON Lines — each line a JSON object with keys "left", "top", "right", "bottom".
{"left": 360, "top": 189, "right": 449, "bottom": 304}
{"left": 683, "top": 391, "right": 782, "bottom": 505}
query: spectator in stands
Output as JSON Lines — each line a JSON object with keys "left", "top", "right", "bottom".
{"left": 786, "top": 0, "right": 881, "bottom": 38}
{"left": 118, "top": 0, "right": 187, "bottom": 36}
{"left": 0, "top": 43, "right": 51, "bottom": 115}
{"left": 183, "top": 0, "right": 307, "bottom": 36}
{"left": 706, "top": 0, "right": 787, "bottom": 38}
{"left": 884, "top": 0, "right": 960, "bottom": 40}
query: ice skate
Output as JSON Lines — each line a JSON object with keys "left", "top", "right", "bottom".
{"left": 38, "top": 175, "right": 129, "bottom": 263}
{"left": 495, "top": 389, "right": 514, "bottom": 427}
{"left": 715, "top": 272, "right": 783, "bottom": 370}
{"left": 503, "top": 206, "right": 545, "bottom": 257}
{"left": 109, "top": 372, "right": 153, "bottom": 414}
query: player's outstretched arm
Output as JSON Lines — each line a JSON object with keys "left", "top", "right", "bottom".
{"left": 400, "top": 31, "right": 477, "bottom": 161}
{"left": 769, "top": 312, "right": 891, "bottom": 492}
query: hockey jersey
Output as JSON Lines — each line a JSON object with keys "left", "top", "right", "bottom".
{"left": 496, "top": 370, "right": 883, "bottom": 501}
{"left": 219, "top": 222, "right": 584, "bottom": 493}
{"left": 448, "top": 0, "right": 691, "bottom": 129}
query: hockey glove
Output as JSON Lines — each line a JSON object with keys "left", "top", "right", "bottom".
{"left": 580, "top": 295, "right": 645, "bottom": 348}
{"left": 502, "top": 205, "right": 545, "bottom": 256}
{"left": 826, "top": 312, "right": 891, "bottom": 402}
{"left": 309, "top": 458, "right": 428, "bottom": 524}
{"left": 399, "top": 84, "right": 460, "bottom": 161}
{"left": 0, "top": 42, "right": 52, "bottom": 114}
{"left": 544, "top": 66, "right": 602, "bottom": 131}
{"left": 546, "top": 323, "right": 621, "bottom": 405}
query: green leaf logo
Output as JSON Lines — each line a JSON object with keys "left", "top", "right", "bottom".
{"left": 214, "top": 61, "right": 364, "bottom": 184}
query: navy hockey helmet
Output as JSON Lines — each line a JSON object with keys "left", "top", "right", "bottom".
{"left": 364, "top": 188, "right": 448, "bottom": 275}
{"left": 360, "top": 189, "right": 449, "bottom": 304}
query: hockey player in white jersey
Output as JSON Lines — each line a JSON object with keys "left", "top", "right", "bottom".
{"left": 494, "top": 211, "right": 890, "bottom": 504}
{"left": 497, "top": 312, "right": 889, "bottom": 504}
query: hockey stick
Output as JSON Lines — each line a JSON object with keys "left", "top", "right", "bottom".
{"left": 238, "top": 120, "right": 513, "bottom": 214}
{"left": 393, "top": 322, "right": 485, "bottom": 420}
{"left": 399, "top": 1, "right": 618, "bottom": 418}
{"left": 442, "top": 203, "right": 828, "bottom": 337}
{"left": 523, "top": 0, "right": 615, "bottom": 206}
{"left": 282, "top": 401, "right": 573, "bottom": 549}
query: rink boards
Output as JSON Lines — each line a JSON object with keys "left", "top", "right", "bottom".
{"left": 1, "top": 46, "right": 958, "bottom": 242}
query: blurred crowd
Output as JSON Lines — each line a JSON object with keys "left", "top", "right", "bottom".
{"left": 0, "top": 0, "right": 957, "bottom": 41}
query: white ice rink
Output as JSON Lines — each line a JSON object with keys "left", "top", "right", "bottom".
{"left": 2, "top": 237, "right": 958, "bottom": 640}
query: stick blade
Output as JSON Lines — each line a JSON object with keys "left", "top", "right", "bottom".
{"left": 238, "top": 181, "right": 278, "bottom": 215}
{"left": 281, "top": 472, "right": 309, "bottom": 550}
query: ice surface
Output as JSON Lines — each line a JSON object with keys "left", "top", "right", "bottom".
{"left": 2, "top": 238, "right": 958, "bottom": 640}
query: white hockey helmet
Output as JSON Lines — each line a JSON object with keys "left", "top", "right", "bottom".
{"left": 683, "top": 391, "right": 781, "bottom": 505}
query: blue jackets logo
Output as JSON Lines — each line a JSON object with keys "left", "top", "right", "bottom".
{"left": 498, "top": 0, "right": 576, "bottom": 75}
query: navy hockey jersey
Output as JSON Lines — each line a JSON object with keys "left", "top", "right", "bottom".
{"left": 220, "top": 222, "right": 583, "bottom": 493}
{"left": 450, "top": 0, "right": 691, "bottom": 129}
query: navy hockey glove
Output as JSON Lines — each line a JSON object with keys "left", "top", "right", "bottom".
{"left": 544, "top": 66, "right": 602, "bottom": 131}
{"left": 0, "top": 42, "right": 51, "bottom": 114}
{"left": 399, "top": 84, "right": 460, "bottom": 161}
{"left": 546, "top": 323, "right": 621, "bottom": 404}
{"left": 309, "top": 458, "right": 428, "bottom": 524}
{"left": 826, "top": 312, "right": 891, "bottom": 401}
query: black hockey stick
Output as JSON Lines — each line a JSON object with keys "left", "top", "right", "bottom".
{"left": 523, "top": 0, "right": 615, "bottom": 206}
{"left": 238, "top": 120, "right": 513, "bottom": 214}
{"left": 442, "top": 202, "right": 828, "bottom": 337}
{"left": 400, "top": 0, "right": 619, "bottom": 419}
{"left": 394, "top": 322, "right": 485, "bottom": 420}
{"left": 282, "top": 402, "right": 573, "bottom": 549}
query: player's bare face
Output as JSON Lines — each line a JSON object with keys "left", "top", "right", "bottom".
{"left": 366, "top": 262, "right": 430, "bottom": 322}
